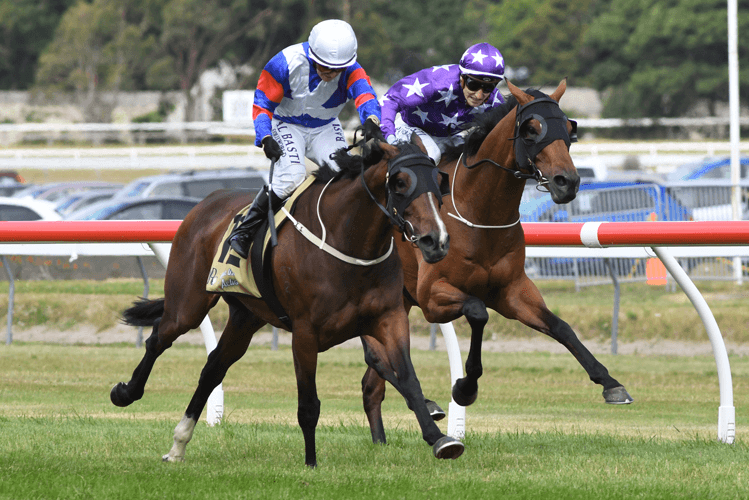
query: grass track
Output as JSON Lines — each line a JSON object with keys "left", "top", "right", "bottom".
{"left": 1, "top": 343, "right": 748, "bottom": 499}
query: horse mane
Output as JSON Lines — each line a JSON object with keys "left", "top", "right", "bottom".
{"left": 441, "top": 91, "right": 527, "bottom": 163}
{"left": 310, "top": 121, "right": 386, "bottom": 183}
{"left": 314, "top": 135, "right": 425, "bottom": 183}
{"left": 312, "top": 142, "right": 379, "bottom": 184}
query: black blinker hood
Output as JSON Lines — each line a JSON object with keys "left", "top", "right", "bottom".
{"left": 386, "top": 152, "right": 448, "bottom": 220}
{"left": 513, "top": 90, "right": 578, "bottom": 169}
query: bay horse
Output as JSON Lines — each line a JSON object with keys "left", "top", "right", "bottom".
{"left": 111, "top": 140, "right": 465, "bottom": 466}
{"left": 360, "top": 80, "right": 633, "bottom": 444}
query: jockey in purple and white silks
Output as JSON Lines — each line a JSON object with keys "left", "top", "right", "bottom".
{"left": 380, "top": 43, "right": 506, "bottom": 165}
{"left": 229, "top": 19, "right": 383, "bottom": 259}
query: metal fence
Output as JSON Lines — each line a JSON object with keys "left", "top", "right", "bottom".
{"left": 522, "top": 180, "right": 749, "bottom": 287}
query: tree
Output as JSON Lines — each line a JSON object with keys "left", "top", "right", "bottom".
{"left": 35, "top": 0, "right": 311, "bottom": 121}
{"left": 35, "top": 0, "right": 161, "bottom": 121}
{"left": 581, "top": 0, "right": 749, "bottom": 117}
{"left": 480, "top": 0, "right": 603, "bottom": 88}
{"left": 357, "top": 0, "right": 474, "bottom": 84}
{"left": 0, "top": 0, "right": 76, "bottom": 90}
{"left": 347, "top": 8, "right": 392, "bottom": 82}
{"left": 149, "top": 0, "right": 302, "bottom": 121}
{"left": 36, "top": 0, "right": 122, "bottom": 120}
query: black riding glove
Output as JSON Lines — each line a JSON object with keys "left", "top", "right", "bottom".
{"left": 362, "top": 117, "right": 385, "bottom": 143}
{"left": 261, "top": 136, "right": 282, "bottom": 162}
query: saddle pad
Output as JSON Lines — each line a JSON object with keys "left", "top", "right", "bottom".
{"left": 206, "top": 175, "right": 316, "bottom": 297}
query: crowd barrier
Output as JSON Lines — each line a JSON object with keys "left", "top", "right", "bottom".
{"left": 1, "top": 220, "right": 746, "bottom": 443}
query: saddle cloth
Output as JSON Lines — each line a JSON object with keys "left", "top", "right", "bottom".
{"left": 206, "top": 175, "right": 316, "bottom": 297}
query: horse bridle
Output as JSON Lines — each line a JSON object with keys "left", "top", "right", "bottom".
{"left": 282, "top": 136, "right": 446, "bottom": 267}
{"left": 460, "top": 92, "right": 578, "bottom": 189}
{"left": 361, "top": 150, "right": 449, "bottom": 241}
{"left": 338, "top": 126, "right": 449, "bottom": 240}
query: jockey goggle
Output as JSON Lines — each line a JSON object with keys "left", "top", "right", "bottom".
{"left": 315, "top": 63, "right": 345, "bottom": 74}
{"left": 463, "top": 75, "right": 500, "bottom": 93}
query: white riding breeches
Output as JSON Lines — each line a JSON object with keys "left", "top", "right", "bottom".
{"left": 269, "top": 118, "right": 348, "bottom": 198}
{"left": 388, "top": 116, "right": 466, "bottom": 165}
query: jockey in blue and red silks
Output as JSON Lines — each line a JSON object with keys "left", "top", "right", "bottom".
{"left": 230, "top": 19, "right": 383, "bottom": 259}
{"left": 380, "top": 42, "right": 506, "bottom": 166}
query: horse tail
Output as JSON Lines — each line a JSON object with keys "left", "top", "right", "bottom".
{"left": 121, "top": 297, "right": 165, "bottom": 327}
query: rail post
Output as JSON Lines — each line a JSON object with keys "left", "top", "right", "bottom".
{"left": 652, "top": 247, "right": 735, "bottom": 444}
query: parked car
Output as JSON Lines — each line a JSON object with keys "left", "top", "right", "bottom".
{"left": 0, "top": 196, "right": 62, "bottom": 221}
{"left": 64, "top": 196, "right": 201, "bottom": 221}
{"left": 664, "top": 179, "right": 749, "bottom": 221}
{"left": 54, "top": 189, "right": 120, "bottom": 217}
{"left": 12, "top": 181, "right": 123, "bottom": 203}
{"left": 113, "top": 168, "right": 268, "bottom": 200}
{"left": 521, "top": 181, "right": 693, "bottom": 276}
{"left": 0, "top": 170, "right": 24, "bottom": 182}
{"left": 571, "top": 158, "right": 607, "bottom": 181}
{"left": 667, "top": 157, "right": 749, "bottom": 181}
{"left": 0, "top": 178, "right": 33, "bottom": 197}
{"left": 521, "top": 181, "right": 692, "bottom": 223}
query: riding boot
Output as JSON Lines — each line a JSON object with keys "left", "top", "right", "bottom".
{"left": 229, "top": 188, "right": 285, "bottom": 259}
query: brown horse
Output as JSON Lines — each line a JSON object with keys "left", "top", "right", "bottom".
{"left": 111, "top": 140, "right": 464, "bottom": 466}
{"left": 360, "top": 80, "right": 633, "bottom": 444}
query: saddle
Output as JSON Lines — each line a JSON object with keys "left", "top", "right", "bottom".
{"left": 206, "top": 175, "right": 317, "bottom": 329}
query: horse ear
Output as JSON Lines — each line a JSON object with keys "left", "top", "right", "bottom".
{"left": 506, "top": 79, "right": 533, "bottom": 106}
{"left": 361, "top": 140, "right": 385, "bottom": 166}
{"left": 410, "top": 132, "right": 428, "bottom": 155}
{"left": 550, "top": 78, "right": 567, "bottom": 103}
{"left": 379, "top": 141, "right": 399, "bottom": 160}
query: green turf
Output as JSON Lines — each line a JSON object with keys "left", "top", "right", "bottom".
{"left": 1, "top": 344, "right": 747, "bottom": 499}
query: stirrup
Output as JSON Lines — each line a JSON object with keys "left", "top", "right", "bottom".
{"left": 228, "top": 190, "right": 285, "bottom": 259}
{"left": 229, "top": 232, "right": 251, "bottom": 259}
{"left": 228, "top": 218, "right": 261, "bottom": 259}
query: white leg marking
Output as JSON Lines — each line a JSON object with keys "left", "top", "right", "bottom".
{"left": 163, "top": 415, "right": 196, "bottom": 462}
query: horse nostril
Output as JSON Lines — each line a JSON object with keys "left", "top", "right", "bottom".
{"left": 553, "top": 173, "right": 580, "bottom": 192}
{"left": 417, "top": 232, "right": 449, "bottom": 263}
{"left": 553, "top": 174, "right": 569, "bottom": 189}
{"left": 418, "top": 234, "right": 436, "bottom": 250}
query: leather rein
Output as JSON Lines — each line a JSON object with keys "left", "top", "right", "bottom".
{"left": 284, "top": 134, "right": 443, "bottom": 266}
{"left": 448, "top": 96, "right": 578, "bottom": 229}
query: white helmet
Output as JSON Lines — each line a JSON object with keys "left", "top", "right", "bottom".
{"left": 308, "top": 19, "right": 358, "bottom": 69}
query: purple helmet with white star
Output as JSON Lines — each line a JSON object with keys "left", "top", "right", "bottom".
{"left": 459, "top": 43, "right": 505, "bottom": 80}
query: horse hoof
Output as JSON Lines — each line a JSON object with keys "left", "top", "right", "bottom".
{"left": 432, "top": 436, "right": 464, "bottom": 460}
{"left": 603, "top": 386, "right": 634, "bottom": 404}
{"left": 110, "top": 382, "right": 134, "bottom": 407}
{"left": 162, "top": 454, "right": 184, "bottom": 463}
{"left": 426, "top": 399, "right": 446, "bottom": 421}
{"left": 451, "top": 378, "right": 478, "bottom": 407}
